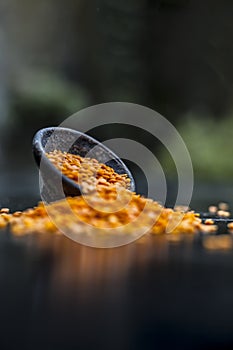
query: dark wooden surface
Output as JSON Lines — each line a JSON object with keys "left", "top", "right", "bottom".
{"left": 1, "top": 223, "right": 233, "bottom": 350}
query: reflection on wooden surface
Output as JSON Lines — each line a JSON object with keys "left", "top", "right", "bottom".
{"left": 9, "top": 232, "right": 194, "bottom": 300}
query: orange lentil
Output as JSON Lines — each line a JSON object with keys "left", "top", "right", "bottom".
{"left": 0, "top": 188, "right": 202, "bottom": 237}
{"left": 208, "top": 205, "right": 218, "bottom": 214}
{"left": 0, "top": 208, "right": 10, "bottom": 214}
{"left": 217, "top": 210, "right": 230, "bottom": 218}
{"left": 46, "top": 150, "right": 131, "bottom": 194}
{"left": 174, "top": 205, "right": 190, "bottom": 212}
{"left": 200, "top": 224, "right": 218, "bottom": 233}
{"left": 204, "top": 219, "right": 215, "bottom": 225}
{"left": 0, "top": 152, "right": 202, "bottom": 238}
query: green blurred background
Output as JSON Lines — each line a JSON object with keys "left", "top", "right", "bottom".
{"left": 1, "top": 0, "right": 233, "bottom": 210}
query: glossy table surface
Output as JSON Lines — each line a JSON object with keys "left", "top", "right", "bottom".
{"left": 1, "top": 223, "right": 233, "bottom": 350}
{"left": 1, "top": 166, "right": 233, "bottom": 350}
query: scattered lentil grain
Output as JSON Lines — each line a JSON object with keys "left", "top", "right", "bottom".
{"left": 204, "top": 219, "right": 214, "bottom": 225}
{"left": 217, "top": 210, "right": 230, "bottom": 218}
{"left": 6, "top": 188, "right": 201, "bottom": 237}
{"left": 200, "top": 224, "right": 218, "bottom": 233}
{"left": 0, "top": 208, "right": 9, "bottom": 214}
{"left": 1, "top": 151, "right": 231, "bottom": 251}
{"left": 208, "top": 206, "right": 217, "bottom": 214}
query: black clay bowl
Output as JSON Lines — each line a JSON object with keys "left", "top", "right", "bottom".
{"left": 32, "top": 127, "right": 135, "bottom": 202}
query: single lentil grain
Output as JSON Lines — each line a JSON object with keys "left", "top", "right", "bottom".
{"left": 0, "top": 208, "right": 9, "bottom": 214}
{"left": 208, "top": 206, "right": 218, "bottom": 214}
{"left": 204, "top": 219, "right": 215, "bottom": 225}
{"left": 200, "top": 224, "right": 218, "bottom": 233}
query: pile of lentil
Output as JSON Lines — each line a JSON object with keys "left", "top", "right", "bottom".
{"left": 47, "top": 150, "right": 131, "bottom": 193}
{"left": 0, "top": 150, "right": 203, "bottom": 238}
{"left": 0, "top": 187, "right": 201, "bottom": 236}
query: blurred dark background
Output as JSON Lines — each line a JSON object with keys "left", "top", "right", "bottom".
{"left": 2, "top": 2, "right": 233, "bottom": 350}
{"left": 1, "top": 0, "right": 233, "bottom": 209}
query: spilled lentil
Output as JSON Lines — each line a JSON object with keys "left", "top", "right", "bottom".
{"left": 0, "top": 150, "right": 202, "bottom": 237}
{"left": 1, "top": 151, "right": 233, "bottom": 251}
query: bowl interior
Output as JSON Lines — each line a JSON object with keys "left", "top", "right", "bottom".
{"left": 33, "top": 127, "right": 135, "bottom": 192}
